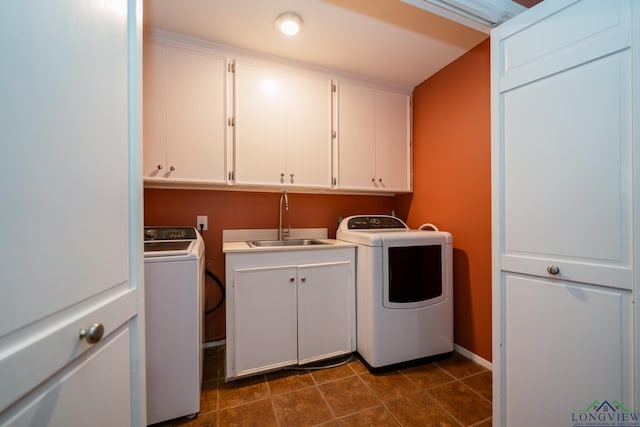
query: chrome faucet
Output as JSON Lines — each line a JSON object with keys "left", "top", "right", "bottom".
{"left": 278, "top": 190, "right": 290, "bottom": 240}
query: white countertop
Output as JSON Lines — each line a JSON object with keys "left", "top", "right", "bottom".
{"left": 222, "top": 228, "right": 356, "bottom": 253}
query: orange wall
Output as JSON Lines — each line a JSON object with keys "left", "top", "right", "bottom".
{"left": 399, "top": 39, "right": 492, "bottom": 361}
{"left": 144, "top": 189, "right": 395, "bottom": 341}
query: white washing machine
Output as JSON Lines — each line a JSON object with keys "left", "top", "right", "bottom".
{"left": 144, "top": 227, "right": 205, "bottom": 425}
{"left": 336, "top": 215, "right": 453, "bottom": 371}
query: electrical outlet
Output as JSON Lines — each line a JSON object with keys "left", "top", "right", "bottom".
{"left": 196, "top": 215, "right": 208, "bottom": 231}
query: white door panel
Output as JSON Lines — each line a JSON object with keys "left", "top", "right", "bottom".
{"left": 504, "top": 274, "right": 633, "bottom": 426}
{"left": 1, "top": 329, "right": 132, "bottom": 427}
{"left": 503, "top": 51, "right": 631, "bottom": 266}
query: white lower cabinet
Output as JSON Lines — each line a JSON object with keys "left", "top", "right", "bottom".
{"left": 225, "top": 248, "right": 355, "bottom": 380}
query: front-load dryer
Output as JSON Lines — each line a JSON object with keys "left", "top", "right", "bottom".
{"left": 337, "top": 215, "right": 453, "bottom": 371}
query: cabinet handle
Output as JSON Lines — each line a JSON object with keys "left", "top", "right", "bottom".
{"left": 289, "top": 276, "right": 295, "bottom": 282}
{"left": 169, "top": 166, "right": 175, "bottom": 171}
{"left": 156, "top": 164, "right": 163, "bottom": 170}
{"left": 300, "top": 277, "right": 306, "bottom": 282}
{"left": 79, "top": 323, "right": 104, "bottom": 344}
{"left": 546, "top": 265, "right": 560, "bottom": 275}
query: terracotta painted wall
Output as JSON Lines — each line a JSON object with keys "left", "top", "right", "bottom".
{"left": 398, "top": 39, "right": 492, "bottom": 361}
{"left": 144, "top": 188, "right": 395, "bottom": 341}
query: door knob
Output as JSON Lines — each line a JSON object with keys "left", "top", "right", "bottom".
{"left": 546, "top": 265, "right": 560, "bottom": 275}
{"left": 79, "top": 323, "right": 105, "bottom": 344}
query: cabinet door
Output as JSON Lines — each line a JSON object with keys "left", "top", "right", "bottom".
{"left": 375, "top": 90, "right": 411, "bottom": 192}
{"left": 165, "top": 46, "right": 227, "bottom": 182}
{"left": 234, "top": 61, "right": 332, "bottom": 187}
{"left": 297, "top": 261, "right": 353, "bottom": 364}
{"left": 503, "top": 274, "right": 632, "bottom": 426}
{"left": 337, "top": 82, "right": 376, "bottom": 190}
{"left": 337, "top": 82, "right": 411, "bottom": 192}
{"left": 143, "top": 41, "right": 227, "bottom": 183}
{"left": 492, "top": 1, "right": 636, "bottom": 425}
{"left": 232, "top": 266, "right": 298, "bottom": 377}
{"left": 143, "top": 40, "right": 168, "bottom": 178}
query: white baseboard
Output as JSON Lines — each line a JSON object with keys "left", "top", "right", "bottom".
{"left": 454, "top": 344, "right": 492, "bottom": 370}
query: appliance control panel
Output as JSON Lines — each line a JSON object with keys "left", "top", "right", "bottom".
{"left": 346, "top": 216, "right": 408, "bottom": 230}
{"left": 144, "top": 227, "right": 197, "bottom": 241}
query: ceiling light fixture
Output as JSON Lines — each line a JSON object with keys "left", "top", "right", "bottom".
{"left": 275, "top": 12, "right": 303, "bottom": 36}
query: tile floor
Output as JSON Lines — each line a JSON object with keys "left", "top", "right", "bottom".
{"left": 151, "top": 346, "right": 492, "bottom": 427}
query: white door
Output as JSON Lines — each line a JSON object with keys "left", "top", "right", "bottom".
{"left": 0, "top": 0, "right": 144, "bottom": 425}
{"left": 232, "top": 266, "right": 298, "bottom": 377}
{"left": 374, "top": 90, "right": 411, "bottom": 192}
{"left": 337, "top": 82, "right": 377, "bottom": 190}
{"left": 297, "top": 261, "right": 353, "bottom": 364}
{"left": 491, "top": 0, "right": 637, "bottom": 426}
{"left": 234, "top": 60, "right": 332, "bottom": 188}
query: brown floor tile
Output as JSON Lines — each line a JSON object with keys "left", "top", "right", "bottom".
{"left": 461, "top": 371, "right": 492, "bottom": 402}
{"left": 199, "top": 380, "right": 218, "bottom": 414}
{"left": 386, "top": 391, "right": 461, "bottom": 427}
{"left": 338, "top": 406, "right": 400, "bottom": 427}
{"left": 272, "top": 386, "right": 333, "bottom": 426}
{"left": 310, "top": 364, "right": 356, "bottom": 384}
{"left": 348, "top": 358, "right": 369, "bottom": 374}
{"left": 428, "top": 382, "right": 492, "bottom": 426}
{"left": 219, "top": 398, "right": 277, "bottom": 427}
{"left": 401, "top": 363, "right": 456, "bottom": 390}
{"left": 435, "top": 353, "right": 486, "bottom": 379}
{"left": 470, "top": 418, "right": 492, "bottom": 427}
{"left": 319, "top": 376, "right": 379, "bottom": 417}
{"left": 218, "top": 375, "right": 269, "bottom": 409}
{"left": 266, "top": 369, "right": 315, "bottom": 395}
{"left": 359, "top": 371, "right": 419, "bottom": 402}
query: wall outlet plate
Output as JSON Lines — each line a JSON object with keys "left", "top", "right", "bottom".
{"left": 197, "top": 215, "right": 208, "bottom": 231}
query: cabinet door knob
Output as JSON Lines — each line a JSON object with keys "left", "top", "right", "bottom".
{"left": 546, "top": 265, "right": 560, "bottom": 275}
{"left": 290, "top": 173, "right": 294, "bottom": 184}
{"left": 169, "top": 166, "right": 175, "bottom": 171}
{"left": 156, "top": 164, "right": 163, "bottom": 170}
{"left": 79, "top": 323, "right": 104, "bottom": 344}
{"left": 289, "top": 276, "right": 295, "bottom": 282}
{"left": 281, "top": 173, "right": 285, "bottom": 183}
{"left": 300, "top": 277, "right": 306, "bottom": 282}
{"left": 371, "top": 177, "right": 375, "bottom": 183}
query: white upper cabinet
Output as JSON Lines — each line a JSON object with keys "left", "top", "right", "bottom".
{"left": 143, "top": 39, "right": 227, "bottom": 183}
{"left": 232, "top": 60, "right": 333, "bottom": 188}
{"left": 337, "top": 81, "right": 411, "bottom": 192}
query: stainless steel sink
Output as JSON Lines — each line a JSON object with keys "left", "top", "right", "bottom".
{"left": 247, "top": 239, "right": 333, "bottom": 248}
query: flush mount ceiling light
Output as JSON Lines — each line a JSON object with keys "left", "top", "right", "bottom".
{"left": 275, "top": 12, "right": 303, "bottom": 36}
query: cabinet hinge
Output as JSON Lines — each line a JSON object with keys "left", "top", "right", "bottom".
{"left": 227, "top": 63, "right": 235, "bottom": 73}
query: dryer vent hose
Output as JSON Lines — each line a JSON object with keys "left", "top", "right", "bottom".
{"left": 418, "top": 223, "right": 440, "bottom": 232}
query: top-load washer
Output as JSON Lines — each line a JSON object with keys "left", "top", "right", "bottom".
{"left": 144, "top": 227, "right": 205, "bottom": 425}
{"left": 336, "top": 215, "right": 453, "bottom": 370}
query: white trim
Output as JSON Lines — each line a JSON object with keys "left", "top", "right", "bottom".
{"left": 454, "top": 344, "right": 492, "bottom": 371}
{"left": 203, "top": 339, "right": 226, "bottom": 348}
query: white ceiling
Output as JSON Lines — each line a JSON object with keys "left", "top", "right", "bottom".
{"left": 143, "top": 0, "right": 495, "bottom": 89}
